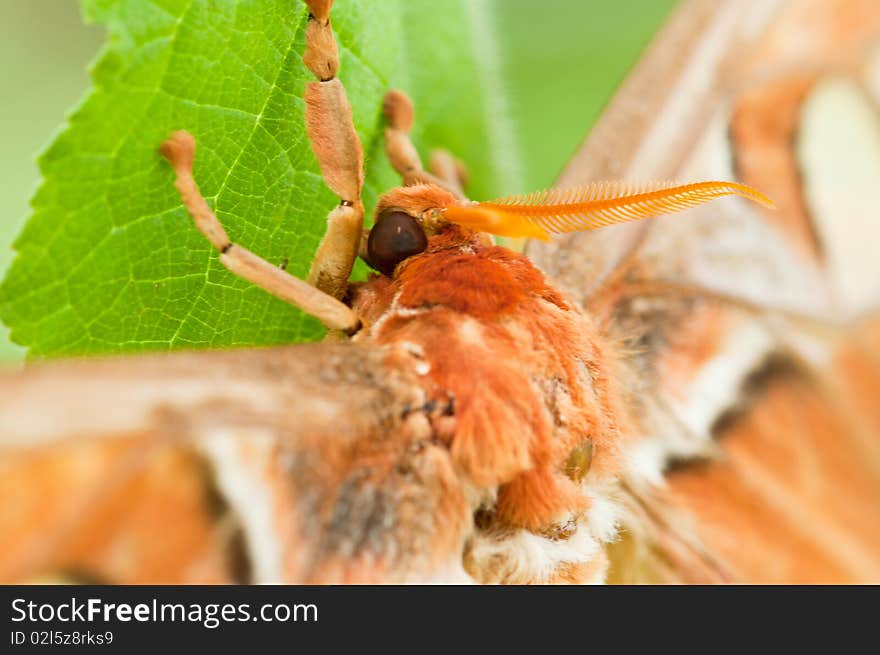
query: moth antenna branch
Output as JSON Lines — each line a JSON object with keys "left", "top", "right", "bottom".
{"left": 443, "top": 180, "right": 775, "bottom": 239}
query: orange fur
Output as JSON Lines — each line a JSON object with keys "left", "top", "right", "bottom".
{"left": 352, "top": 225, "right": 632, "bottom": 532}
{"left": 375, "top": 184, "right": 460, "bottom": 231}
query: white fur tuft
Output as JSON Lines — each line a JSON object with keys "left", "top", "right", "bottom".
{"left": 199, "top": 429, "right": 284, "bottom": 584}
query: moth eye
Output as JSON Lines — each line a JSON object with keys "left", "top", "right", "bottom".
{"left": 563, "top": 440, "right": 593, "bottom": 482}
{"left": 366, "top": 210, "right": 428, "bottom": 277}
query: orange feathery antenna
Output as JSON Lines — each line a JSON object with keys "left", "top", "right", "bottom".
{"left": 443, "top": 181, "right": 775, "bottom": 240}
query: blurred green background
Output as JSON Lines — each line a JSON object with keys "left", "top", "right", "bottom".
{"left": 0, "top": 0, "right": 674, "bottom": 362}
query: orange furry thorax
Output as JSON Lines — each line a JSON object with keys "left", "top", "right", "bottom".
{"left": 350, "top": 226, "right": 631, "bottom": 543}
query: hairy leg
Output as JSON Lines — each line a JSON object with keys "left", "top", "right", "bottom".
{"left": 383, "top": 90, "right": 466, "bottom": 199}
{"left": 429, "top": 149, "right": 468, "bottom": 197}
{"left": 301, "top": 0, "right": 365, "bottom": 299}
{"left": 160, "top": 131, "right": 359, "bottom": 334}
{"left": 159, "top": 0, "right": 370, "bottom": 333}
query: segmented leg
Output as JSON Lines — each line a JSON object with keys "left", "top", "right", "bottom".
{"left": 302, "top": 0, "right": 365, "bottom": 300}
{"left": 160, "top": 131, "right": 359, "bottom": 334}
{"left": 428, "top": 149, "right": 468, "bottom": 197}
{"left": 383, "top": 90, "right": 465, "bottom": 199}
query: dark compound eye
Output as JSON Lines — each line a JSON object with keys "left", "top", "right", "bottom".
{"left": 366, "top": 210, "right": 428, "bottom": 276}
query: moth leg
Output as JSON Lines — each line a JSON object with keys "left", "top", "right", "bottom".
{"left": 160, "top": 131, "right": 359, "bottom": 334}
{"left": 301, "top": 0, "right": 365, "bottom": 300}
{"left": 428, "top": 149, "right": 468, "bottom": 197}
{"left": 383, "top": 89, "right": 423, "bottom": 184}
{"left": 383, "top": 89, "right": 465, "bottom": 198}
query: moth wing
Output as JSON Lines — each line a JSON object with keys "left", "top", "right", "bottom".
{"left": 662, "top": 318, "right": 880, "bottom": 583}
{"left": 532, "top": 0, "right": 880, "bottom": 316}
{"left": 608, "top": 317, "right": 880, "bottom": 584}
{"left": 0, "top": 344, "right": 472, "bottom": 583}
{"left": 527, "top": 0, "right": 880, "bottom": 582}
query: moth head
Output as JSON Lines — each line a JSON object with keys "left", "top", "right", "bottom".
{"left": 367, "top": 179, "right": 775, "bottom": 277}
{"left": 371, "top": 182, "right": 551, "bottom": 243}
{"left": 364, "top": 183, "right": 482, "bottom": 277}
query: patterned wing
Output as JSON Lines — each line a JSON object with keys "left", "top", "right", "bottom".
{"left": 526, "top": 0, "right": 880, "bottom": 583}
{"left": 0, "top": 344, "right": 473, "bottom": 583}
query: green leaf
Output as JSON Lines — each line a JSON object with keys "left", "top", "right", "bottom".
{"left": 0, "top": 0, "right": 522, "bottom": 357}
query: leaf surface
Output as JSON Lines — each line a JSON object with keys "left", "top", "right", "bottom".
{"left": 0, "top": 0, "right": 520, "bottom": 356}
